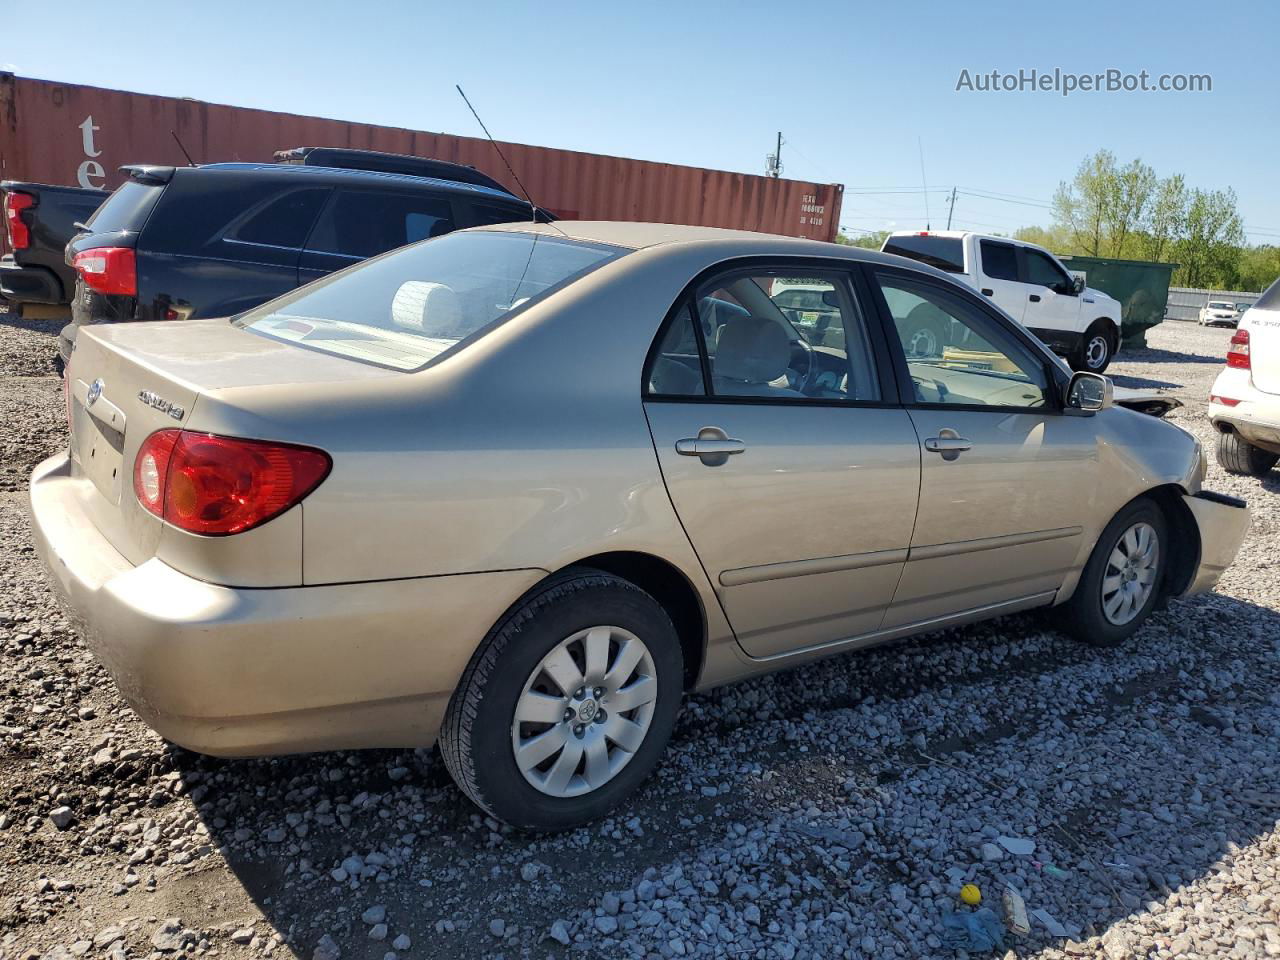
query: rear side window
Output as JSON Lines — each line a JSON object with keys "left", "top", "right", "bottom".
{"left": 979, "top": 240, "right": 1018, "bottom": 281}
{"left": 882, "top": 234, "right": 965, "bottom": 273}
{"left": 141, "top": 174, "right": 313, "bottom": 255}
{"left": 228, "top": 188, "right": 329, "bottom": 249}
{"left": 306, "top": 190, "right": 456, "bottom": 259}
{"left": 469, "top": 203, "right": 535, "bottom": 227}
{"left": 85, "top": 181, "right": 163, "bottom": 234}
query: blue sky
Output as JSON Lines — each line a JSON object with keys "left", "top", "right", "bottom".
{"left": 5, "top": 0, "right": 1277, "bottom": 243}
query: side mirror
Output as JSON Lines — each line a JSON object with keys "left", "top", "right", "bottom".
{"left": 1071, "top": 275, "right": 1085, "bottom": 295}
{"left": 1066, "top": 371, "right": 1113, "bottom": 412}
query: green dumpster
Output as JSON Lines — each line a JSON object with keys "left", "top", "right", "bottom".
{"left": 1058, "top": 255, "right": 1178, "bottom": 350}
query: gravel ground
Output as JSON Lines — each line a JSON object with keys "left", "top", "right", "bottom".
{"left": 1, "top": 316, "right": 1277, "bottom": 960}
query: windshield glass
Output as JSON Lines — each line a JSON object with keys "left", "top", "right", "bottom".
{"left": 1208, "top": 301, "right": 1235, "bottom": 310}
{"left": 236, "top": 230, "right": 624, "bottom": 370}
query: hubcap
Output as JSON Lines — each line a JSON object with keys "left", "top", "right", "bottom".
{"left": 1101, "top": 521, "right": 1159, "bottom": 625}
{"left": 1086, "top": 335, "right": 1109, "bottom": 369}
{"left": 906, "top": 327, "right": 939, "bottom": 357}
{"left": 511, "top": 626, "right": 657, "bottom": 798}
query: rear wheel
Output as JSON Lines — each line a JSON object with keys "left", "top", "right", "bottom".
{"left": 1059, "top": 498, "right": 1167, "bottom": 647}
{"left": 1217, "top": 429, "right": 1279, "bottom": 477}
{"left": 440, "top": 570, "right": 682, "bottom": 831}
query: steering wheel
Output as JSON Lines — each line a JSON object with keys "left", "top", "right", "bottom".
{"left": 787, "top": 338, "right": 816, "bottom": 393}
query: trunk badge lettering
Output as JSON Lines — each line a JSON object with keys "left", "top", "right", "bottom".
{"left": 138, "top": 390, "right": 185, "bottom": 420}
{"left": 86, "top": 378, "right": 104, "bottom": 406}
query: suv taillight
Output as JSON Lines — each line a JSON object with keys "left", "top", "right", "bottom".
{"left": 1227, "top": 329, "right": 1251, "bottom": 369}
{"left": 3, "top": 191, "right": 34, "bottom": 250}
{"left": 134, "top": 430, "right": 331, "bottom": 536}
{"left": 72, "top": 247, "right": 137, "bottom": 296}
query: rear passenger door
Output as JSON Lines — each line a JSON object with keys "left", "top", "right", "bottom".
{"left": 643, "top": 262, "right": 921, "bottom": 659}
{"left": 975, "top": 238, "right": 1025, "bottom": 324}
{"left": 298, "top": 189, "right": 459, "bottom": 284}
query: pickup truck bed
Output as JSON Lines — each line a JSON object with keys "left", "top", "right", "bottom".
{"left": 1, "top": 181, "right": 106, "bottom": 315}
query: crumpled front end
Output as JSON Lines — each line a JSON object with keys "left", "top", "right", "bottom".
{"left": 1180, "top": 492, "right": 1250, "bottom": 596}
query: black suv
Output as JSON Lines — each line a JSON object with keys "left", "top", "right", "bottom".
{"left": 63, "top": 149, "right": 545, "bottom": 364}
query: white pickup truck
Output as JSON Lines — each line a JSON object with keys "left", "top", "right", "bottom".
{"left": 881, "top": 230, "right": 1123, "bottom": 372}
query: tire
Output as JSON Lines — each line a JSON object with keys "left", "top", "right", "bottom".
{"left": 899, "top": 304, "right": 949, "bottom": 358}
{"left": 1058, "top": 498, "right": 1167, "bottom": 647}
{"left": 439, "top": 569, "right": 683, "bottom": 831}
{"left": 1072, "top": 321, "right": 1116, "bottom": 373}
{"left": 1217, "top": 429, "right": 1279, "bottom": 477}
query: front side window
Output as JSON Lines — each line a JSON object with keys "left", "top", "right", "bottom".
{"left": 647, "top": 270, "right": 879, "bottom": 402}
{"left": 877, "top": 273, "right": 1049, "bottom": 409}
{"left": 307, "top": 190, "right": 457, "bottom": 259}
{"left": 238, "top": 230, "right": 623, "bottom": 370}
{"left": 1023, "top": 249, "right": 1070, "bottom": 289}
{"left": 979, "top": 240, "right": 1018, "bottom": 281}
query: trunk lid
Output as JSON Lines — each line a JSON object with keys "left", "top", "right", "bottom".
{"left": 65, "top": 318, "right": 395, "bottom": 566}
{"left": 1244, "top": 304, "right": 1280, "bottom": 395}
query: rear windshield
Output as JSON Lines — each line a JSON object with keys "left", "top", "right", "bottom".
{"left": 85, "top": 181, "right": 164, "bottom": 235}
{"left": 882, "top": 234, "right": 966, "bottom": 273}
{"left": 236, "top": 230, "right": 624, "bottom": 371}
{"left": 1256, "top": 277, "right": 1280, "bottom": 312}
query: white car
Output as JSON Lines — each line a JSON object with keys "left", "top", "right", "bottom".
{"left": 881, "top": 231, "right": 1123, "bottom": 372}
{"left": 1209, "top": 277, "right": 1280, "bottom": 476}
{"left": 1200, "top": 299, "right": 1241, "bottom": 327}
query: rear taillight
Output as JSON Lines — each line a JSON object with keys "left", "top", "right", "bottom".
{"left": 1227, "top": 329, "right": 1251, "bottom": 369}
{"left": 72, "top": 247, "right": 137, "bottom": 296}
{"left": 134, "top": 430, "right": 331, "bottom": 536}
{"left": 1209, "top": 394, "right": 1240, "bottom": 407}
{"left": 3, "top": 191, "right": 34, "bottom": 250}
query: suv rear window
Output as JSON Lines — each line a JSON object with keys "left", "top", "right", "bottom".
{"left": 237, "top": 230, "right": 624, "bottom": 371}
{"left": 85, "top": 181, "right": 163, "bottom": 235}
{"left": 882, "top": 234, "right": 966, "bottom": 273}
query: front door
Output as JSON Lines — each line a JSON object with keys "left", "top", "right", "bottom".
{"left": 643, "top": 266, "right": 921, "bottom": 659}
{"left": 1018, "top": 246, "right": 1080, "bottom": 334}
{"left": 868, "top": 269, "right": 1099, "bottom": 628}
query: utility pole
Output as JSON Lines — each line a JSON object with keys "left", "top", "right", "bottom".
{"left": 766, "top": 132, "right": 783, "bottom": 178}
{"left": 945, "top": 186, "right": 957, "bottom": 229}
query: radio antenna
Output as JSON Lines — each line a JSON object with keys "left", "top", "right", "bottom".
{"left": 455, "top": 85, "right": 567, "bottom": 236}
{"left": 170, "top": 130, "right": 197, "bottom": 167}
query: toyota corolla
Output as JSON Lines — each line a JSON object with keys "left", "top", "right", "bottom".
{"left": 30, "top": 222, "right": 1249, "bottom": 830}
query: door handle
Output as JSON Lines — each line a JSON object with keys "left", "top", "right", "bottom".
{"left": 924, "top": 430, "right": 972, "bottom": 461}
{"left": 981, "top": 288, "right": 994, "bottom": 296}
{"left": 676, "top": 426, "right": 745, "bottom": 465}
{"left": 1029, "top": 294, "right": 1041, "bottom": 302}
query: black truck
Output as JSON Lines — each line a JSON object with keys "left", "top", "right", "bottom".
{"left": 61, "top": 148, "right": 547, "bottom": 366}
{"left": 1, "top": 181, "right": 106, "bottom": 317}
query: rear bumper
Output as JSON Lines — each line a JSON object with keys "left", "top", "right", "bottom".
{"left": 0, "top": 256, "right": 65, "bottom": 305}
{"left": 1181, "top": 491, "right": 1250, "bottom": 596}
{"left": 29, "top": 452, "right": 544, "bottom": 757}
{"left": 1209, "top": 400, "right": 1280, "bottom": 450}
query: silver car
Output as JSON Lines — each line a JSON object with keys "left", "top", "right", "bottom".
{"left": 30, "top": 222, "right": 1249, "bottom": 830}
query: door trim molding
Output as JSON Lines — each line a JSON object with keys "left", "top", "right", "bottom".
{"left": 719, "top": 547, "right": 910, "bottom": 587}
{"left": 908, "top": 525, "right": 1082, "bottom": 561}
{"left": 717, "top": 527, "right": 1079, "bottom": 588}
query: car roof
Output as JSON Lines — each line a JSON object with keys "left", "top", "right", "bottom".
{"left": 191, "top": 162, "right": 526, "bottom": 204}
{"left": 475, "top": 220, "right": 912, "bottom": 266}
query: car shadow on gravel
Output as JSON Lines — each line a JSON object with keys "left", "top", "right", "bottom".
{"left": 159, "top": 588, "right": 1280, "bottom": 959}
{"left": 1120, "top": 344, "right": 1226, "bottom": 366}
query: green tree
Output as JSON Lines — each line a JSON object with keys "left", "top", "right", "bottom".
{"left": 1052, "top": 150, "right": 1117, "bottom": 255}
{"left": 1136, "top": 174, "right": 1186, "bottom": 263}
{"left": 836, "top": 230, "right": 889, "bottom": 250}
{"left": 1174, "top": 188, "right": 1245, "bottom": 288}
{"left": 1237, "top": 245, "right": 1280, "bottom": 292}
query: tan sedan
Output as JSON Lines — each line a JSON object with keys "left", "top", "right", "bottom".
{"left": 30, "top": 222, "right": 1249, "bottom": 830}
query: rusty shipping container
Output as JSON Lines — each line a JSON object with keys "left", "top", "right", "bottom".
{"left": 0, "top": 74, "right": 842, "bottom": 241}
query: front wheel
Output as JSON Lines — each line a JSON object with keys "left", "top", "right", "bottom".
{"left": 439, "top": 570, "right": 683, "bottom": 831}
{"left": 1217, "top": 429, "right": 1279, "bottom": 477}
{"left": 1058, "top": 498, "right": 1167, "bottom": 647}
{"left": 1073, "top": 322, "right": 1116, "bottom": 373}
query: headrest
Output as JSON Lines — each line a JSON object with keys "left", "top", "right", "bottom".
{"left": 715, "top": 315, "right": 791, "bottom": 383}
{"left": 390, "top": 281, "right": 463, "bottom": 337}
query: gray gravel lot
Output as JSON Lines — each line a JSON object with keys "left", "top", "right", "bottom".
{"left": 1, "top": 316, "right": 1277, "bottom": 960}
